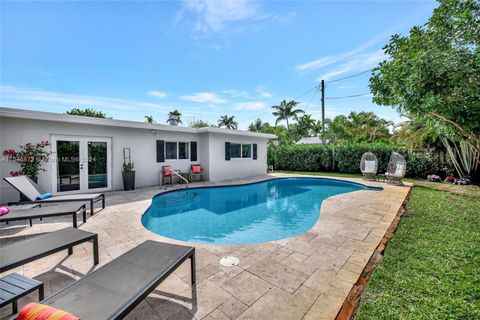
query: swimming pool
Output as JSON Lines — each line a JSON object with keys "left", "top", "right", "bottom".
{"left": 142, "top": 177, "right": 380, "bottom": 244}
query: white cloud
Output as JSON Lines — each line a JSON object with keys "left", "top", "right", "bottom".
{"left": 234, "top": 102, "right": 266, "bottom": 110}
{"left": 255, "top": 85, "right": 272, "bottom": 98}
{"left": 181, "top": 0, "right": 261, "bottom": 33}
{"left": 0, "top": 85, "right": 169, "bottom": 112}
{"left": 147, "top": 90, "right": 168, "bottom": 98}
{"left": 180, "top": 92, "right": 227, "bottom": 104}
{"left": 222, "top": 89, "right": 249, "bottom": 98}
{"left": 317, "top": 50, "right": 387, "bottom": 81}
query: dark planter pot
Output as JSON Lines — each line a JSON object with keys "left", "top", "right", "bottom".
{"left": 122, "top": 171, "right": 136, "bottom": 191}
{"left": 20, "top": 175, "right": 38, "bottom": 201}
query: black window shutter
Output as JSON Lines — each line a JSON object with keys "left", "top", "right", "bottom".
{"left": 190, "top": 141, "right": 197, "bottom": 162}
{"left": 156, "top": 140, "right": 165, "bottom": 162}
{"left": 253, "top": 144, "right": 258, "bottom": 160}
{"left": 225, "top": 142, "right": 231, "bottom": 161}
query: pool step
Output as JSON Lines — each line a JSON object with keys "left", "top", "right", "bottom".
{"left": 155, "top": 191, "right": 197, "bottom": 207}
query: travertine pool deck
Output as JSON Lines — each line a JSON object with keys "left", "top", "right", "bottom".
{"left": 0, "top": 174, "right": 411, "bottom": 320}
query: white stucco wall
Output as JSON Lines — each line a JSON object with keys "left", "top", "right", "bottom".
{"left": 0, "top": 115, "right": 272, "bottom": 203}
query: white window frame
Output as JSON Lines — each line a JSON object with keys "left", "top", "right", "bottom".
{"left": 230, "top": 143, "right": 253, "bottom": 160}
{"left": 165, "top": 141, "right": 190, "bottom": 161}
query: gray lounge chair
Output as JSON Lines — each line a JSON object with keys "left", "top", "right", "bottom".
{"left": 4, "top": 176, "right": 105, "bottom": 215}
{"left": 1, "top": 227, "right": 99, "bottom": 273}
{"left": 0, "top": 203, "right": 87, "bottom": 228}
{"left": 40, "top": 241, "right": 195, "bottom": 319}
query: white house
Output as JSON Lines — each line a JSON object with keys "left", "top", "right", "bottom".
{"left": 0, "top": 108, "right": 275, "bottom": 203}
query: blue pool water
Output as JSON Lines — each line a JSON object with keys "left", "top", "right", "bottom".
{"left": 142, "top": 178, "right": 379, "bottom": 244}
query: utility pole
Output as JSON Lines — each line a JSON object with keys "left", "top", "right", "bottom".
{"left": 321, "top": 79, "right": 325, "bottom": 144}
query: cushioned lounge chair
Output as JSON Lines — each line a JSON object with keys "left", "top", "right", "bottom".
{"left": 4, "top": 176, "right": 105, "bottom": 215}
{"left": 38, "top": 240, "right": 195, "bottom": 319}
{"left": 190, "top": 164, "right": 204, "bottom": 183}
{"left": 1, "top": 227, "right": 99, "bottom": 273}
{"left": 360, "top": 152, "right": 378, "bottom": 181}
{"left": 0, "top": 203, "right": 87, "bottom": 228}
{"left": 385, "top": 152, "right": 407, "bottom": 186}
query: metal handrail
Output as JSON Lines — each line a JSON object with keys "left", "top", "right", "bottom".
{"left": 171, "top": 170, "right": 189, "bottom": 186}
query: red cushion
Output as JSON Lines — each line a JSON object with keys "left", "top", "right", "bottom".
{"left": 163, "top": 166, "right": 172, "bottom": 176}
{"left": 191, "top": 165, "right": 201, "bottom": 174}
{"left": 18, "top": 302, "right": 79, "bottom": 320}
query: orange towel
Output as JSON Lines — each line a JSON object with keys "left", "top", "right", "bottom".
{"left": 17, "top": 303, "right": 80, "bottom": 320}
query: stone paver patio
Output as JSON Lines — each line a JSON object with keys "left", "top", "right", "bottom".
{"left": 0, "top": 174, "right": 411, "bottom": 320}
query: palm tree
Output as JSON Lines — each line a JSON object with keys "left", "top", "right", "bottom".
{"left": 218, "top": 115, "right": 238, "bottom": 130}
{"left": 248, "top": 118, "right": 266, "bottom": 132}
{"left": 167, "top": 109, "right": 182, "bottom": 125}
{"left": 271, "top": 100, "right": 304, "bottom": 131}
{"left": 145, "top": 115, "right": 155, "bottom": 124}
{"left": 296, "top": 114, "right": 316, "bottom": 137}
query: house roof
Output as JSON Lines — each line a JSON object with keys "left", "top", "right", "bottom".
{"left": 0, "top": 107, "right": 276, "bottom": 139}
{"left": 296, "top": 137, "right": 330, "bottom": 144}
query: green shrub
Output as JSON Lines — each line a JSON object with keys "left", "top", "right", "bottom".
{"left": 269, "top": 143, "right": 443, "bottom": 178}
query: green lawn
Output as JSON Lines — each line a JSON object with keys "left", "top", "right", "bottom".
{"left": 278, "top": 171, "right": 480, "bottom": 319}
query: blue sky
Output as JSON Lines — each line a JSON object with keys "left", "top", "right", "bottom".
{"left": 1, "top": 0, "right": 437, "bottom": 129}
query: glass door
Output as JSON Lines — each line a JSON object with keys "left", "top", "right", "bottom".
{"left": 52, "top": 136, "right": 112, "bottom": 194}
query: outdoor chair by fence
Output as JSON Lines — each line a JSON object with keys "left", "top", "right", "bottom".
{"left": 1, "top": 227, "right": 99, "bottom": 273}
{"left": 360, "top": 152, "right": 378, "bottom": 181}
{"left": 386, "top": 152, "right": 407, "bottom": 185}
{"left": 0, "top": 203, "right": 87, "bottom": 228}
{"left": 4, "top": 176, "right": 105, "bottom": 215}
{"left": 34, "top": 240, "right": 196, "bottom": 320}
{"left": 190, "top": 164, "right": 205, "bottom": 183}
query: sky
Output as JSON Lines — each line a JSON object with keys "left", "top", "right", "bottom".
{"left": 0, "top": 0, "right": 438, "bottom": 129}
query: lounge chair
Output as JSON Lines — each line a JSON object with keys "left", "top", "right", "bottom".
{"left": 1, "top": 227, "right": 99, "bottom": 273}
{"left": 360, "top": 152, "right": 378, "bottom": 181}
{"left": 38, "top": 240, "right": 195, "bottom": 319}
{"left": 190, "top": 164, "right": 205, "bottom": 182}
{"left": 4, "top": 176, "right": 105, "bottom": 215}
{"left": 385, "top": 152, "right": 407, "bottom": 185}
{"left": 0, "top": 203, "right": 87, "bottom": 228}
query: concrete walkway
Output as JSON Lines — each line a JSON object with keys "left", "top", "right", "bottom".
{"left": 0, "top": 174, "right": 411, "bottom": 320}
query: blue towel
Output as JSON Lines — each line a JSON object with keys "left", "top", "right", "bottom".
{"left": 36, "top": 193, "right": 53, "bottom": 200}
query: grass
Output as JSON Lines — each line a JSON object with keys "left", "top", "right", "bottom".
{"left": 280, "top": 171, "right": 480, "bottom": 319}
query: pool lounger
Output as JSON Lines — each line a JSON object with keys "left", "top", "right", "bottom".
{"left": 0, "top": 227, "right": 99, "bottom": 273}
{"left": 4, "top": 175, "right": 105, "bottom": 215}
{"left": 0, "top": 203, "right": 87, "bottom": 228}
{"left": 38, "top": 240, "right": 196, "bottom": 319}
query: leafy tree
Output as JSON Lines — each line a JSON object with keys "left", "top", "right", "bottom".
{"left": 248, "top": 118, "right": 267, "bottom": 132}
{"left": 218, "top": 114, "right": 238, "bottom": 130}
{"left": 271, "top": 100, "right": 304, "bottom": 130}
{"left": 370, "top": 0, "right": 480, "bottom": 151}
{"left": 392, "top": 119, "right": 442, "bottom": 150}
{"left": 66, "top": 108, "right": 108, "bottom": 118}
{"left": 167, "top": 109, "right": 182, "bottom": 125}
{"left": 294, "top": 114, "right": 317, "bottom": 137}
{"left": 189, "top": 119, "right": 213, "bottom": 128}
{"left": 145, "top": 115, "right": 155, "bottom": 123}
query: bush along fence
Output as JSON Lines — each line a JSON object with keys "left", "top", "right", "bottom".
{"left": 268, "top": 143, "right": 445, "bottom": 178}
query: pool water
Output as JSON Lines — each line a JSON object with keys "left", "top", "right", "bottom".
{"left": 142, "top": 178, "right": 379, "bottom": 244}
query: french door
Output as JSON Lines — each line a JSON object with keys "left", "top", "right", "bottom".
{"left": 51, "top": 135, "right": 112, "bottom": 194}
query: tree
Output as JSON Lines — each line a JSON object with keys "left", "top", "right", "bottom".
{"left": 294, "top": 114, "right": 317, "bottom": 137}
{"left": 248, "top": 119, "right": 267, "bottom": 132}
{"left": 66, "top": 108, "right": 108, "bottom": 118}
{"left": 370, "top": 0, "right": 480, "bottom": 152}
{"left": 189, "top": 119, "right": 213, "bottom": 128}
{"left": 167, "top": 109, "right": 182, "bottom": 125}
{"left": 218, "top": 115, "right": 238, "bottom": 130}
{"left": 145, "top": 115, "right": 155, "bottom": 124}
{"left": 271, "top": 100, "right": 304, "bottom": 130}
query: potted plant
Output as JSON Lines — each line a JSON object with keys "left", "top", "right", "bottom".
{"left": 122, "top": 162, "right": 135, "bottom": 191}
{"left": 3, "top": 141, "right": 51, "bottom": 200}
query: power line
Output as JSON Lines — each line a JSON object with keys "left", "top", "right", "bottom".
{"left": 325, "top": 92, "right": 372, "bottom": 100}
{"left": 327, "top": 69, "right": 373, "bottom": 83}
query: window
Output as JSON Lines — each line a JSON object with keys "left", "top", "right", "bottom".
{"left": 165, "top": 142, "right": 190, "bottom": 160}
{"left": 165, "top": 142, "right": 177, "bottom": 160}
{"left": 179, "top": 142, "right": 189, "bottom": 159}
{"left": 230, "top": 143, "right": 252, "bottom": 159}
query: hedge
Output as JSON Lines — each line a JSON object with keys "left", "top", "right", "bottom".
{"left": 268, "top": 143, "right": 442, "bottom": 178}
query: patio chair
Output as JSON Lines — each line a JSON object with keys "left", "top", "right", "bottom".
{"left": 1, "top": 227, "right": 99, "bottom": 273}
{"left": 34, "top": 240, "right": 195, "bottom": 319}
{"left": 190, "top": 164, "right": 205, "bottom": 183}
{"left": 3, "top": 176, "right": 105, "bottom": 215}
{"left": 385, "top": 152, "right": 407, "bottom": 185}
{"left": 360, "top": 152, "right": 378, "bottom": 181}
{"left": 0, "top": 203, "right": 87, "bottom": 228}
{"left": 161, "top": 165, "right": 180, "bottom": 185}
